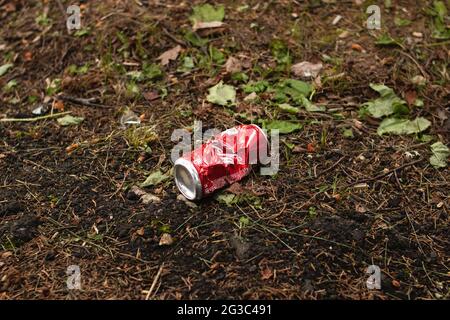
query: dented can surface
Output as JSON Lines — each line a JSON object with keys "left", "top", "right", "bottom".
{"left": 174, "top": 124, "right": 268, "bottom": 200}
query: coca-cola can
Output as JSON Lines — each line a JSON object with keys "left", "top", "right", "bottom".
{"left": 174, "top": 124, "right": 268, "bottom": 200}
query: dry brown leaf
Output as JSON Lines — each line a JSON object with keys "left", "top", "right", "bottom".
{"left": 143, "top": 90, "right": 159, "bottom": 102}
{"left": 226, "top": 182, "right": 244, "bottom": 195}
{"left": 351, "top": 43, "right": 365, "bottom": 52}
{"left": 192, "top": 21, "right": 224, "bottom": 32}
{"left": 392, "top": 279, "right": 401, "bottom": 288}
{"left": 52, "top": 100, "right": 64, "bottom": 111}
{"left": 157, "top": 45, "right": 182, "bottom": 66}
{"left": 159, "top": 233, "right": 173, "bottom": 246}
{"left": 65, "top": 143, "right": 80, "bottom": 154}
{"left": 261, "top": 267, "right": 273, "bottom": 280}
{"left": 291, "top": 61, "right": 323, "bottom": 78}
{"left": 355, "top": 203, "right": 367, "bottom": 213}
{"left": 23, "top": 51, "right": 33, "bottom": 62}
{"left": 405, "top": 90, "right": 417, "bottom": 106}
{"left": 136, "top": 227, "right": 145, "bottom": 236}
{"left": 224, "top": 56, "right": 242, "bottom": 74}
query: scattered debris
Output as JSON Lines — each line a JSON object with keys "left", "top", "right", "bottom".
{"left": 129, "top": 186, "right": 161, "bottom": 204}
{"left": 291, "top": 61, "right": 323, "bottom": 78}
{"left": 120, "top": 108, "right": 141, "bottom": 127}
{"left": 224, "top": 56, "right": 242, "bottom": 74}
{"left": 193, "top": 21, "right": 225, "bottom": 32}
{"left": 159, "top": 233, "right": 173, "bottom": 246}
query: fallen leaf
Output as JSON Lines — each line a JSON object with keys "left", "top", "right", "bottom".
{"left": 176, "top": 194, "right": 197, "bottom": 208}
{"left": 23, "top": 51, "right": 33, "bottom": 61}
{"left": 362, "top": 84, "right": 407, "bottom": 118}
{"left": 224, "top": 56, "right": 242, "bottom": 74}
{"left": 411, "top": 75, "right": 427, "bottom": 86}
{"left": 355, "top": 203, "right": 367, "bottom": 213}
{"left": 136, "top": 227, "right": 145, "bottom": 236}
{"left": 190, "top": 4, "right": 225, "bottom": 25}
{"left": 377, "top": 117, "right": 431, "bottom": 136}
{"left": 1, "top": 251, "right": 13, "bottom": 259}
{"left": 264, "top": 120, "right": 302, "bottom": 134}
{"left": 159, "top": 233, "right": 173, "bottom": 246}
{"left": 140, "top": 170, "right": 170, "bottom": 187}
{"left": 307, "top": 143, "right": 315, "bottom": 153}
{"left": 278, "top": 103, "right": 299, "bottom": 114}
{"left": 261, "top": 267, "right": 273, "bottom": 280}
{"left": 206, "top": 81, "right": 236, "bottom": 106}
{"left": 429, "top": 142, "right": 449, "bottom": 169}
{"left": 52, "top": 99, "right": 64, "bottom": 111}
{"left": 351, "top": 43, "right": 365, "bottom": 52}
{"left": 157, "top": 45, "right": 182, "bottom": 66}
{"left": 57, "top": 115, "right": 84, "bottom": 126}
{"left": 143, "top": 91, "right": 159, "bottom": 101}
{"left": 0, "top": 63, "right": 13, "bottom": 77}
{"left": 193, "top": 21, "right": 224, "bottom": 31}
{"left": 404, "top": 90, "right": 417, "bottom": 106}
{"left": 65, "top": 143, "right": 80, "bottom": 154}
{"left": 392, "top": 279, "right": 401, "bottom": 288}
{"left": 226, "top": 182, "right": 244, "bottom": 195}
{"left": 291, "top": 61, "right": 323, "bottom": 78}
{"left": 243, "top": 92, "right": 258, "bottom": 101}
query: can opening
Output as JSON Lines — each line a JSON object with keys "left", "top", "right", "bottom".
{"left": 173, "top": 158, "right": 202, "bottom": 200}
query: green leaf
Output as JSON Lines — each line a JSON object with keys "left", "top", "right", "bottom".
{"left": 264, "top": 120, "right": 302, "bottom": 134}
{"left": 46, "top": 78, "right": 61, "bottom": 96}
{"left": 377, "top": 117, "right": 431, "bottom": 136}
{"left": 243, "top": 80, "right": 269, "bottom": 93}
{"left": 0, "top": 63, "right": 13, "bottom": 77}
{"left": 270, "top": 39, "right": 291, "bottom": 65}
{"left": 184, "top": 31, "right": 209, "bottom": 47}
{"left": 362, "top": 83, "right": 407, "bottom": 118}
{"left": 3, "top": 79, "right": 17, "bottom": 92}
{"left": 57, "top": 115, "right": 85, "bottom": 126}
{"left": 273, "top": 79, "right": 313, "bottom": 105}
{"left": 239, "top": 216, "right": 250, "bottom": 228}
{"left": 141, "top": 170, "right": 170, "bottom": 187}
{"left": 231, "top": 72, "right": 248, "bottom": 83}
{"left": 278, "top": 103, "right": 299, "bottom": 114}
{"left": 74, "top": 28, "right": 90, "bottom": 37}
{"left": 394, "top": 17, "right": 412, "bottom": 26}
{"left": 215, "top": 193, "right": 236, "bottom": 206}
{"left": 342, "top": 128, "right": 354, "bottom": 138}
{"left": 299, "top": 95, "right": 326, "bottom": 112}
{"left": 190, "top": 4, "right": 225, "bottom": 24}
{"left": 375, "top": 33, "right": 402, "bottom": 46}
{"left": 429, "top": 142, "right": 449, "bottom": 168}
{"left": 209, "top": 46, "right": 226, "bottom": 64}
{"left": 207, "top": 81, "right": 236, "bottom": 106}
{"left": 177, "top": 56, "right": 195, "bottom": 72}
{"left": 142, "top": 63, "right": 163, "bottom": 80}
{"left": 431, "top": 1, "right": 450, "bottom": 39}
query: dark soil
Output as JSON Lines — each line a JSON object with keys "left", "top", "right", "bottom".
{"left": 0, "top": 0, "right": 448, "bottom": 299}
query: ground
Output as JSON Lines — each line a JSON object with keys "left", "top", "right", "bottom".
{"left": 0, "top": 0, "right": 449, "bottom": 300}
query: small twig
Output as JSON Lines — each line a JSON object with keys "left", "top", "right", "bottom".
{"left": 162, "top": 27, "right": 186, "bottom": 46}
{"left": 58, "top": 95, "right": 111, "bottom": 108}
{"left": 0, "top": 111, "right": 72, "bottom": 123}
{"left": 395, "top": 49, "right": 429, "bottom": 79}
{"left": 145, "top": 263, "right": 164, "bottom": 300}
{"left": 346, "top": 158, "right": 424, "bottom": 187}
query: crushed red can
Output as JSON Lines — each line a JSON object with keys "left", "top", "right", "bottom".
{"left": 174, "top": 124, "right": 268, "bottom": 200}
